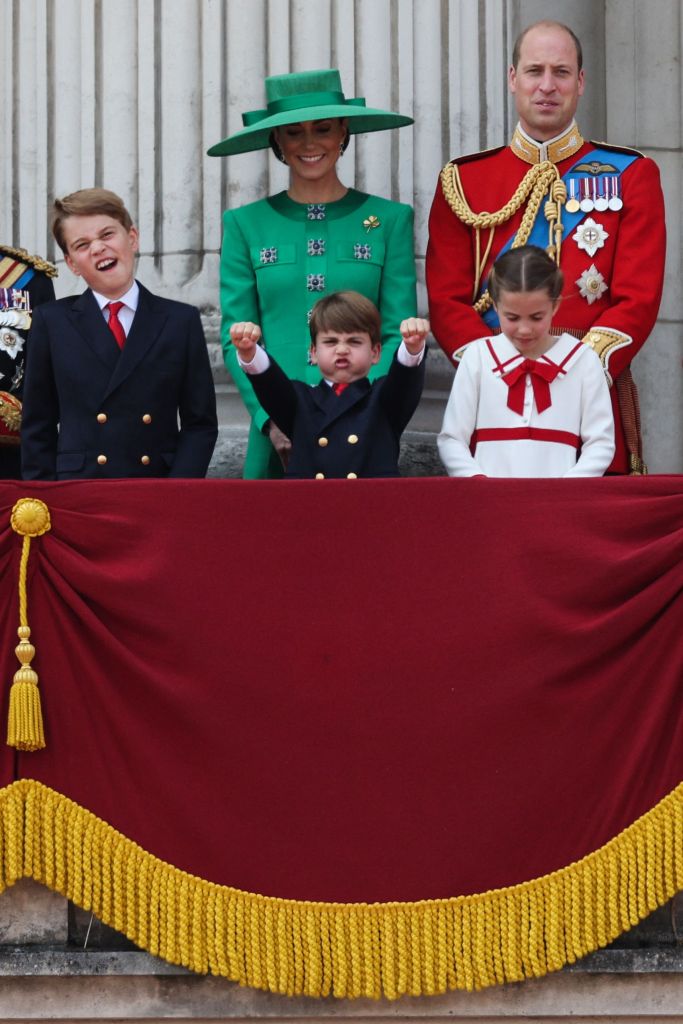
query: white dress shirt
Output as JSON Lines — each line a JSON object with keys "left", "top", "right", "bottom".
{"left": 92, "top": 281, "right": 140, "bottom": 338}
{"left": 238, "top": 339, "right": 424, "bottom": 376}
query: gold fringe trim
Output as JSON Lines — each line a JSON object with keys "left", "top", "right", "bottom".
{"left": 7, "top": 498, "right": 52, "bottom": 751}
{"left": 0, "top": 778, "right": 681, "bottom": 999}
{"left": 0, "top": 244, "right": 58, "bottom": 278}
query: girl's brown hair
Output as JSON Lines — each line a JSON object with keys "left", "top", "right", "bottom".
{"left": 489, "top": 245, "right": 564, "bottom": 305}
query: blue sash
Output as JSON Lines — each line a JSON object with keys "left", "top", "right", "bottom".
{"left": 13, "top": 267, "right": 35, "bottom": 290}
{"left": 481, "top": 147, "right": 638, "bottom": 330}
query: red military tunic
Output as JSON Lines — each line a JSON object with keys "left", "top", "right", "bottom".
{"left": 426, "top": 122, "right": 666, "bottom": 474}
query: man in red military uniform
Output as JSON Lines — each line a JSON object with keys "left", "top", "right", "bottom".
{"left": 426, "top": 20, "right": 666, "bottom": 474}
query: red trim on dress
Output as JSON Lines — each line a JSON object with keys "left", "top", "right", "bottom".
{"left": 471, "top": 427, "right": 581, "bottom": 450}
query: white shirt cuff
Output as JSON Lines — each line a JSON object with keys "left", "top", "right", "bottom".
{"left": 398, "top": 340, "right": 425, "bottom": 367}
{"left": 237, "top": 345, "right": 271, "bottom": 374}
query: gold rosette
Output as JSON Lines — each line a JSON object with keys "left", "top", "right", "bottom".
{"left": 7, "top": 497, "right": 52, "bottom": 751}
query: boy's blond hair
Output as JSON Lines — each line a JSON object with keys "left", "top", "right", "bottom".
{"left": 52, "top": 189, "right": 134, "bottom": 253}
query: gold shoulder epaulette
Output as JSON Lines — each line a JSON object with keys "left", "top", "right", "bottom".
{"left": 450, "top": 144, "right": 507, "bottom": 167}
{"left": 0, "top": 245, "right": 58, "bottom": 279}
{"left": 589, "top": 140, "right": 645, "bottom": 159}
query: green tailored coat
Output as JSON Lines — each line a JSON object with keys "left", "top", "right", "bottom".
{"left": 220, "top": 189, "right": 417, "bottom": 478}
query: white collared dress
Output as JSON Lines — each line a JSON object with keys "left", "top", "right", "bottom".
{"left": 438, "top": 333, "right": 615, "bottom": 478}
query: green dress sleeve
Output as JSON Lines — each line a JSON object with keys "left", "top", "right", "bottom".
{"left": 372, "top": 201, "right": 417, "bottom": 380}
{"left": 219, "top": 208, "right": 271, "bottom": 433}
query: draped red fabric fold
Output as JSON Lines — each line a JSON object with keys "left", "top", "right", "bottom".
{"left": 1, "top": 478, "right": 681, "bottom": 904}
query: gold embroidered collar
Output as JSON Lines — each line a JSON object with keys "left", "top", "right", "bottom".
{"left": 511, "top": 122, "right": 584, "bottom": 165}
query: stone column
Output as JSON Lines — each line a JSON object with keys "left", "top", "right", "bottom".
{"left": 603, "top": 0, "right": 682, "bottom": 473}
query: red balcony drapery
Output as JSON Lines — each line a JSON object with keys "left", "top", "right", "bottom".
{"left": 0, "top": 477, "right": 681, "bottom": 997}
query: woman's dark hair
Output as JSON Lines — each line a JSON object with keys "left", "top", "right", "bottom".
{"left": 489, "top": 245, "right": 564, "bottom": 304}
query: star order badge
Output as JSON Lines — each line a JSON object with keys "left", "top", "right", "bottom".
{"left": 576, "top": 265, "right": 608, "bottom": 305}
{"left": 572, "top": 218, "right": 609, "bottom": 258}
{"left": 0, "top": 328, "right": 23, "bottom": 360}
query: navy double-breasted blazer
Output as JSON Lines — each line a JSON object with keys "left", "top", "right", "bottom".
{"left": 21, "top": 283, "right": 218, "bottom": 480}
{"left": 248, "top": 351, "right": 426, "bottom": 479}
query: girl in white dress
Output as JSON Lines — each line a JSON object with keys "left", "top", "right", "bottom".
{"left": 438, "top": 245, "right": 615, "bottom": 478}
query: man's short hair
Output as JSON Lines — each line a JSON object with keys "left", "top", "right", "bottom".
{"left": 512, "top": 20, "right": 583, "bottom": 72}
{"left": 52, "top": 188, "right": 134, "bottom": 253}
{"left": 309, "top": 291, "right": 382, "bottom": 349}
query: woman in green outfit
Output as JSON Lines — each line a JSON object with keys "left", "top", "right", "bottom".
{"left": 208, "top": 69, "right": 417, "bottom": 478}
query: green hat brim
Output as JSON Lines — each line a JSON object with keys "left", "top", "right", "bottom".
{"left": 207, "top": 105, "right": 413, "bottom": 157}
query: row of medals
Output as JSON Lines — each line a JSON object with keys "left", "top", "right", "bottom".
{"left": 565, "top": 175, "right": 623, "bottom": 214}
{"left": 0, "top": 287, "right": 31, "bottom": 330}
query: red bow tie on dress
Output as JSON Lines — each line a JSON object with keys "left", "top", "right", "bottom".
{"left": 503, "top": 358, "right": 561, "bottom": 416}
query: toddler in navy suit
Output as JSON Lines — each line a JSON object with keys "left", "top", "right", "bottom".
{"left": 21, "top": 188, "right": 217, "bottom": 479}
{"left": 230, "top": 291, "right": 428, "bottom": 479}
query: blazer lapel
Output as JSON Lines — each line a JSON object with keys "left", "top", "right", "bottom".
{"left": 68, "top": 289, "right": 121, "bottom": 374}
{"left": 313, "top": 378, "right": 371, "bottom": 428}
{"left": 102, "top": 283, "right": 169, "bottom": 400}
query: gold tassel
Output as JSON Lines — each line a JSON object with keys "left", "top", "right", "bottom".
{"left": 7, "top": 498, "right": 51, "bottom": 751}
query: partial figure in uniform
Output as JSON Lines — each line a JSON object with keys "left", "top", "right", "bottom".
{"left": 230, "top": 291, "right": 427, "bottom": 479}
{"left": 21, "top": 189, "right": 217, "bottom": 480}
{"left": 427, "top": 20, "right": 666, "bottom": 475}
{"left": 0, "top": 245, "right": 57, "bottom": 478}
{"left": 438, "top": 246, "right": 615, "bottom": 477}
{"left": 208, "top": 69, "right": 417, "bottom": 479}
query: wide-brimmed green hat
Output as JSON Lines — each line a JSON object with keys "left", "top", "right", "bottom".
{"left": 207, "top": 69, "right": 413, "bottom": 157}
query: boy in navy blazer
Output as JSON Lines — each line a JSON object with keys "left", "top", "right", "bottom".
{"left": 230, "top": 291, "right": 428, "bottom": 479}
{"left": 21, "top": 189, "right": 217, "bottom": 479}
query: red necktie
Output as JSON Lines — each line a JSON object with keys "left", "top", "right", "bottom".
{"left": 333, "top": 382, "right": 349, "bottom": 396}
{"left": 106, "top": 301, "right": 126, "bottom": 349}
{"left": 503, "top": 359, "right": 560, "bottom": 416}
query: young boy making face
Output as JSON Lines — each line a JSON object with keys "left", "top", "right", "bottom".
{"left": 21, "top": 188, "right": 217, "bottom": 480}
{"left": 231, "top": 291, "right": 429, "bottom": 479}
{"left": 61, "top": 214, "right": 139, "bottom": 300}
